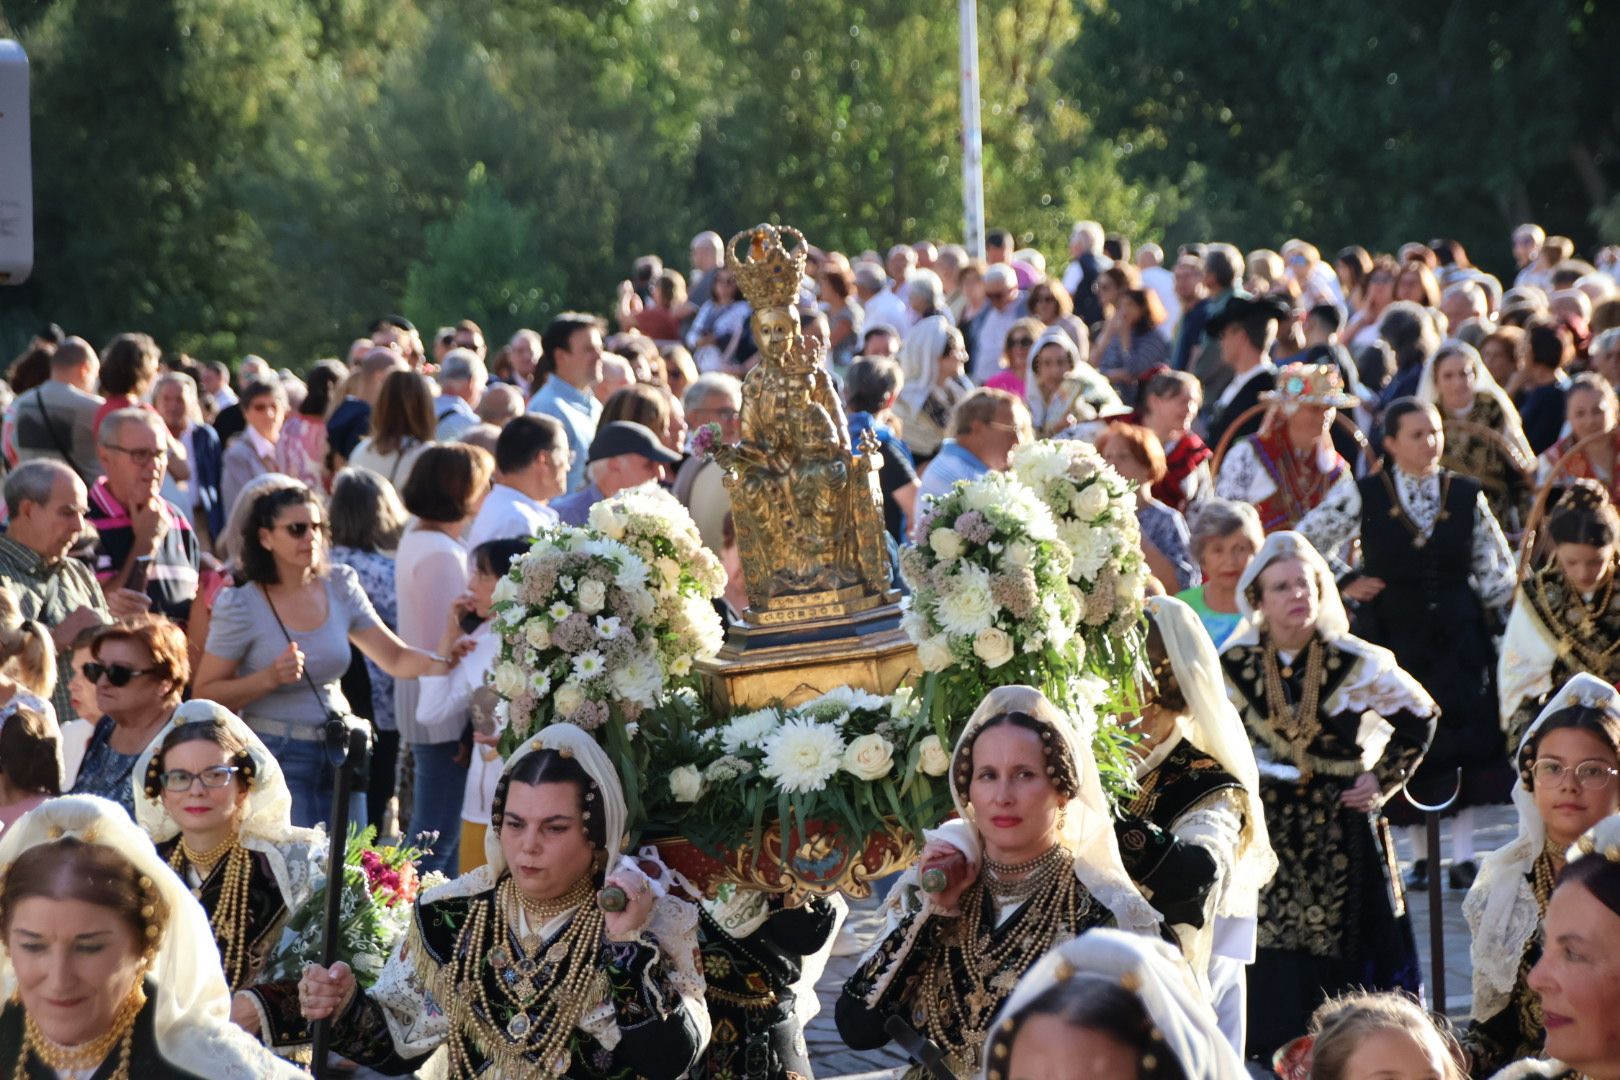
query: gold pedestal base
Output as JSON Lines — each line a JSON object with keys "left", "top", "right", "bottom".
{"left": 696, "top": 615, "right": 919, "bottom": 712}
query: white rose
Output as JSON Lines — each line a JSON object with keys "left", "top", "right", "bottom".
{"left": 658, "top": 556, "right": 682, "bottom": 589}
{"left": 554, "top": 681, "right": 585, "bottom": 716}
{"left": 492, "top": 662, "right": 527, "bottom": 698}
{"left": 1075, "top": 483, "right": 1110, "bottom": 519}
{"left": 841, "top": 733, "right": 896, "bottom": 781}
{"left": 524, "top": 620, "right": 552, "bottom": 650}
{"left": 916, "top": 734, "right": 950, "bottom": 777}
{"left": 1003, "top": 541, "right": 1033, "bottom": 569}
{"left": 972, "top": 627, "right": 1015, "bottom": 668}
{"left": 928, "top": 528, "right": 964, "bottom": 562}
{"left": 492, "top": 575, "right": 521, "bottom": 604}
{"left": 917, "top": 635, "right": 952, "bottom": 672}
{"left": 576, "top": 578, "right": 607, "bottom": 614}
{"left": 669, "top": 764, "right": 704, "bottom": 803}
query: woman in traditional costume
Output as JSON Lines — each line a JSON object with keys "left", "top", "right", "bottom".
{"left": 1416, "top": 341, "right": 1534, "bottom": 536}
{"left": 131, "top": 699, "right": 325, "bottom": 1055}
{"left": 1499, "top": 480, "right": 1620, "bottom": 751}
{"left": 982, "top": 928, "right": 1247, "bottom": 1080}
{"left": 1462, "top": 674, "right": 1620, "bottom": 1076}
{"left": 1218, "top": 531, "right": 1437, "bottom": 1063}
{"left": 1116, "top": 596, "right": 1275, "bottom": 1055}
{"left": 1535, "top": 372, "right": 1620, "bottom": 501}
{"left": 836, "top": 684, "right": 1161, "bottom": 1078}
{"left": 1213, "top": 363, "right": 1356, "bottom": 536}
{"left": 1496, "top": 814, "right": 1620, "bottom": 1080}
{"left": 298, "top": 722, "right": 709, "bottom": 1078}
{"left": 0, "top": 794, "right": 304, "bottom": 1079}
{"left": 693, "top": 889, "right": 841, "bottom": 1080}
{"left": 1297, "top": 397, "right": 1517, "bottom": 890}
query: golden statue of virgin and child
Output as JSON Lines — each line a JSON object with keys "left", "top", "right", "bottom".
{"left": 711, "top": 223, "right": 894, "bottom": 629}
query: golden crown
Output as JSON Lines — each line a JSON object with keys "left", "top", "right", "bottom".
{"left": 727, "top": 223, "right": 807, "bottom": 310}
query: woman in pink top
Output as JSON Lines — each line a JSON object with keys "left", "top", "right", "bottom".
{"left": 276, "top": 360, "right": 344, "bottom": 492}
{"left": 983, "top": 316, "right": 1042, "bottom": 398}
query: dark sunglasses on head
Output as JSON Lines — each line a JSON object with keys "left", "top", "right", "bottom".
{"left": 82, "top": 661, "right": 156, "bottom": 687}
{"left": 277, "top": 521, "right": 321, "bottom": 538}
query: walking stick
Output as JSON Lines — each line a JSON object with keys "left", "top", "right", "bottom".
{"left": 1403, "top": 769, "right": 1463, "bottom": 1012}
{"left": 310, "top": 718, "right": 370, "bottom": 1080}
{"left": 885, "top": 1015, "right": 960, "bottom": 1080}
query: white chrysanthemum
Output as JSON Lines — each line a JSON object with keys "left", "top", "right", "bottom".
{"left": 934, "top": 563, "right": 996, "bottom": 637}
{"left": 1064, "top": 522, "right": 1115, "bottom": 581}
{"left": 529, "top": 669, "right": 552, "bottom": 696}
{"left": 682, "top": 595, "right": 725, "bottom": 659}
{"left": 608, "top": 653, "right": 662, "bottom": 707}
{"left": 614, "top": 552, "right": 651, "bottom": 591}
{"left": 760, "top": 717, "right": 846, "bottom": 794}
{"left": 806, "top": 686, "right": 891, "bottom": 714}
{"left": 899, "top": 607, "right": 930, "bottom": 645}
{"left": 594, "top": 615, "right": 622, "bottom": 640}
{"left": 571, "top": 650, "right": 606, "bottom": 680}
{"left": 547, "top": 601, "right": 572, "bottom": 622}
{"left": 720, "top": 708, "right": 781, "bottom": 753}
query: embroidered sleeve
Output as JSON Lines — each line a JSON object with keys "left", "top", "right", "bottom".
{"left": 1214, "top": 440, "right": 1269, "bottom": 503}
{"left": 761, "top": 895, "right": 841, "bottom": 956}
{"left": 1370, "top": 707, "right": 1437, "bottom": 797}
{"left": 1169, "top": 788, "right": 1248, "bottom": 926}
{"left": 1498, "top": 591, "right": 1559, "bottom": 739}
{"left": 1470, "top": 491, "right": 1518, "bottom": 612}
{"left": 835, "top": 904, "right": 940, "bottom": 1051}
{"left": 330, "top": 919, "right": 449, "bottom": 1066}
{"left": 582, "top": 894, "right": 709, "bottom": 1078}
{"left": 240, "top": 980, "right": 310, "bottom": 1051}
{"left": 1297, "top": 476, "right": 1363, "bottom": 563}
{"left": 1114, "top": 814, "right": 1219, "bottom": 929}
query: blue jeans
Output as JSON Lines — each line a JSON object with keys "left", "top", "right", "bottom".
{"left": 259, "top": 732, "right": 368, "bottom": 833}
{"left": 409, "top": 741, "right": 466, "bottom": 876}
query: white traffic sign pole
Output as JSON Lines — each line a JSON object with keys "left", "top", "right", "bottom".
{"left": 0, "top": 41, "right": 32, "bottom": 285}
{"left": 958, "top": 0, "right": 985, "bottom": 260}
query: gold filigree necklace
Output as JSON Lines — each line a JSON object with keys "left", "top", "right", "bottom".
{"left": 16, "top": 982, "right": 145, "bottom": 1080}
{"left": 1262, "top": 633, "right": 1325, "bottom": 778}
{"left": 169, "top": 831, "right": 254, "bottom": 990}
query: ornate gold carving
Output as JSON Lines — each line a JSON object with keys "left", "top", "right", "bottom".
{"left": 712, "top": 223, "right": 894, "bottom": 624}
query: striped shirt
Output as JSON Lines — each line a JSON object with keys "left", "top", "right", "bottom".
{"left": 86, "top": 479, "right": 199, "bottom": 624}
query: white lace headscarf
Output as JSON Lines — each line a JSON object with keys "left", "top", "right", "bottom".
{"left": 1145, "top": 595, "right": 1277, "bottom": 919}
{"left": 1464, "top": 673, "right": 1620, "bottom": 1020}
{"left": 1416, "top": 340, "right": 1533, "bottom": 460}
{"left": 897, "top": 315, "right": 956, "bottom": 412}
{"left": 943, "top": 684, "right": 1160, "bottom": 933}
{"left": 0, "top": 795, "right": 305, "bottom": 1079}
{"left": 1230, "top": 530, "right": 1350, "bottom": 644}
{"left": 981, "top": 928, "right": 1247, "bottom": 1080}
{"left": 130, "top": 700, "right": 325, "bottom": 914}
{"left": 483, "top": 722, "right": 629, "bottom": 877}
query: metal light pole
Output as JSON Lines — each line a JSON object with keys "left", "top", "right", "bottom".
{"left": 958, "top": 0, "right": 985, "bottom": 259}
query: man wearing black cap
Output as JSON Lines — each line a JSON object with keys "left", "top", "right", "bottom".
{"left": 549, "top": 420, "right": 681, "bottom": 526}
{"left": 1203, "top": 295, "right": 1293, "bottom": 450}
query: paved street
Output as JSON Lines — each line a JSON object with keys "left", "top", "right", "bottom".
{"left": 807, "top": 804, "right": 1517, "bottom": 1079}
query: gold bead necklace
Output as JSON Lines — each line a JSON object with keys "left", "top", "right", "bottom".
{"left": 16, "top": 981, "right": 145, "bottom": 1080}
{"left": 1262, "top": 633, "right": 1325, "bottom": 775}
{"left": 169, "top": 831, "right": 254, "bottom": 990}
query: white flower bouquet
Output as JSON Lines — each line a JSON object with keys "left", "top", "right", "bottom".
{"left": 638, "top": 686, "right": 955, "bottom": 892}
{"left": 588, "top": 483, "right": 727, "bottom": 679}
{"left": 1010, "top": 439, "right": 1149, "bottom": 676}
{"left": 490, "top": 528, "right": 665, "bottom": 756}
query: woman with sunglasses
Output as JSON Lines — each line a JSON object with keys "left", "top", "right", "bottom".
{"left": 69, "top": 613, "right": 190, "bottom": 817}
{"left": 1461, "top": 674, "right": 1620, "bottom": 1076}
{"left": 193, "top": 483, "right": 469, "bottom": 828}
{"left": 982, "top": 315, "right": 1043, "bottom": 398}
{"left": 132, "top": 700, "right": 334, "bottom": 1056}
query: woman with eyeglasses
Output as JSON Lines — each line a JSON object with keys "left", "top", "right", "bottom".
{"left": 193, "top": 482, "right": 468, "bottom": 828}
{"left": 1460, "top": 674, "right": 1620, "bottom": 1076}
{"left": 131, "top": 700, "right": 336, "bottom": 1055}
{"left": 69, "top": 613, "right": 190, "bottom": 816}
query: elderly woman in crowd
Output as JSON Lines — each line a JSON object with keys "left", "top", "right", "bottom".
{"left": 1219, "top": 532, "right": 1437, "bottom": 1061}
{"left": 1462, "top": 674, "right": 1620, "bottom": 1075}
{"left": 893, "top": 315, "right": 973, "bottom": 464}
{"left": 221, "top": 380, "right": 288, "bottom": 515}
{"left": 985, "top": 930, "right": 1246, "bottom": 1080}
{"left": 327, "top": 465, "right": 410, "bottom": 828}
{"left": 1138, "top": 369, "right": 1212, "bottom": 513}
{"left": 1097, "top": 423, "right": 1200, "bottom": 593}
{"left": 837, "top": 684, "right": 1159, "bottom": 1077}
{"left": 0, "top": 795, "right": 305, "bottom": 1078}
{"left": 193, "top": 481, "right": 468, "bottom": 828}
{"left": 1537, "top": 372, "right": 1620, "bottom": 500}
{"left": 299, "top": 724, "right": 710, "bottom": 1078}
{"left": 69, "top": 614, "right": 190, "bottom": 816}
{"left": 1417, "top": 340, "right": 1535, "bottom": 536}
{"left": 1177, "top": 499, "right": 1263, "bottom": 653}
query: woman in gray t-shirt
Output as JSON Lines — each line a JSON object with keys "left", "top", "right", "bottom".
{"left": 193, "top": 484, "right": 467, "bottom": 828}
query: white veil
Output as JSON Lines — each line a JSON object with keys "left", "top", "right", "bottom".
{"left": 945, "top": 684, "right": 1161, "bottom": 933}
{"left": 981, "top": 928, "right": 1246, "bottom": 1080}
{"left": 1230, "top": 530, "right": 1351, "bottom": 644}
{"left": 897, "top": 315, "right": 954, "bottom": 412}
{"left": 1464, "top": 673, "right": 1620, "bottom": 1020}
{"left": 1415, "top": 341, "right": 1533, "bottom": 460}
{"left": 131, "top": 699, "right": 325, "bottom": 912}
{"left": 0, "top": 795, "right": 304, "bottom": 1079}
{"left": 1145, "top": 595, "right": 1277, "bottom": 920}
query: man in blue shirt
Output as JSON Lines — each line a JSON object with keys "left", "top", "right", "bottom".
{"left": 914, "top": 387, "right": 1030, "bottom": 530}
{"left": 528, "top": 312, "right": 606, "bottom": 492}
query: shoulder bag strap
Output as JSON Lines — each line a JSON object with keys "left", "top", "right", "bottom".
{"left": 34, "top": 393, "right": 88, "bottom": 483}
{"left": 259, "top": 583, "right": 334, "bottom": 715}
